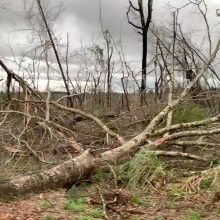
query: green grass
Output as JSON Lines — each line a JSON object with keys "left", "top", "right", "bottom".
{"left": 63, "top": 198, "right": 86, "bottom": 212}
{"left": 169, "top": 186, "right": 186, "bottom": 200}
{"left": 130, "top": 193, "right": 151, "bottom": 206}
{"left": 89, "top": 208, "right": 105, "bottom": 218}
{"left": 172, "top": 106, "right": 207, "bottom": 124}
{"left": 92, "top": 168, "right": 109, "bottom": 183}
{"left": 118, "top": 149, "right": 166, "bottom": 190}
{"left": 187, "top": 210, "right": 201, "bottom": 220}
{"left": 199, "top": 177, "right": 213, "bottom": 190}
{"left": 131, "top": 196, "right": 146, "bottom": 206}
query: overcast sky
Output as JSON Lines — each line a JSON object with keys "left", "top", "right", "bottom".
{"left": 0, "top": 0, "right": 220, "bottom": 91}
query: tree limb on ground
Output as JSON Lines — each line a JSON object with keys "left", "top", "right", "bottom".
{"left": 169, "top": 140, "right": 220, "bottom": 148}
{"left": 151, "top": 113, "right": 220, "bottom": 136}
{"left": 149, "top": 150, "right": 207, "bottom": 161}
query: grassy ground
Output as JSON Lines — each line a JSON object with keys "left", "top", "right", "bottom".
{"left": 0, "top": 149, "right": 219, "bottom": 220}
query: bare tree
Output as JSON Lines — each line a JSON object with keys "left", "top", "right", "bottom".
{"left": 99, "top": 1, "right": 114, "bottom": 110}
{"left": 36, "top": 0, "right": 74, "bottom": 107}
{"left": 127, "top": 0, "right": 153, "bottom": 105}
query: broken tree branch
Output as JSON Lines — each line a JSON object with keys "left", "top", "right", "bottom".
{"left": 151, "top": 113, "right": 220, "bottom": 136}
{"left": 169, "top": 140, "right": 220, "bottom": 148}
{"left": 160, "top": 128, "right": 220, "bottom": 143}
{"left": 149, "top": 150, "right": 207, "bottom": 161}
{"left": 13, "top": 99, "right": 125, "bottom": 145}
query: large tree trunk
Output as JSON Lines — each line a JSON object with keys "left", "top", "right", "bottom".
{"left": 0, "top": 132, "right": 144, "bottom": 198}
{"left": 0, "top": 150, "right": 97, "bottom": 198}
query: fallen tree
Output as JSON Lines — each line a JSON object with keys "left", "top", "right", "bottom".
{"left": 0, "top": 38, "right": 220, "bottom": 198}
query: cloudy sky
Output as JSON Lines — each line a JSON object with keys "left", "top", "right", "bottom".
{"left": 0, "top": 0, "right": 220, "bottom": 91}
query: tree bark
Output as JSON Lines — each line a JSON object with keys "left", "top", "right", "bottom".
{"left": 36, "top": 0, "right": 74, "bottom": 107}
{"left": 127, "top": 0, "right": 153, "bottom": 106}
{"left": 0, "top": 150, "right": 97, "bottom": 198}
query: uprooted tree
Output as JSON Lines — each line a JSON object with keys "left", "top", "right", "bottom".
{"left": 0, "top": 0, "right": 220, "bottom": 199}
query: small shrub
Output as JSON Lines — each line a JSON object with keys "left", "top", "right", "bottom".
{"left": 63, "top": 198, "right": 86, "bottom": 212}
{"left": 117, "top": 149, "right": 166, "bottom": 190}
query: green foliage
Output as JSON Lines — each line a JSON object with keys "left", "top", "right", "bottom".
{"left": 63, "top": 198, "right": 86, "bottom": 212}
{"left": 131, "top": 196, "right": 146, "bottom": 206}
{"left": 89, "top": 208, "right": 105, "bottom": 218}
{"left": 42, "top": 214, "right": 54, "bottom": 220}
{"left": 199, "top": 177, "right": 213, "bottom": 190}
{"left": 92, "top": 168, "right": 109, "bottom": 183}
{"left": 169, "top": 186, "right": 186, "bottom": 199}
{"left": 187, "top": 210, "right": 201, "bottom": 220}
{"left": 117, "top": 149, "right": 166, "bottom": 190}
{"left": 172, "top": 106, "right": 207, "bottom": 124}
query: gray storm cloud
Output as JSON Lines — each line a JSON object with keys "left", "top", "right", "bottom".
{"left": 0, "top": 0, "right": 220, "bottom": 91}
